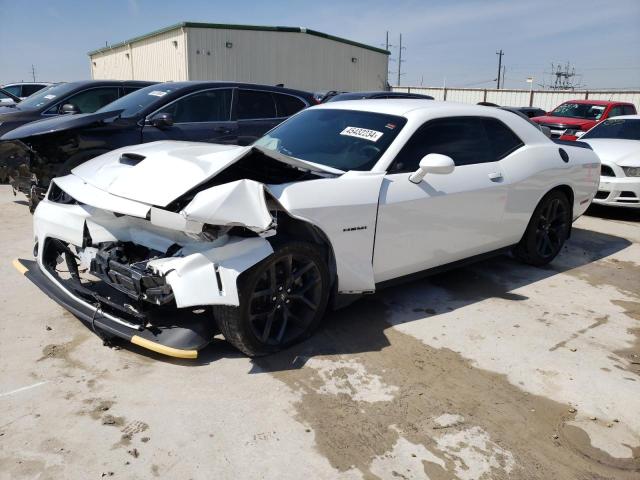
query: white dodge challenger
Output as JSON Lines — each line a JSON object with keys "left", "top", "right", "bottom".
{"left": 18, "top": 100, "right": 600, "bottom": 358}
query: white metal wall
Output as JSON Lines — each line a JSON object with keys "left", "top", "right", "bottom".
{"left": 90, "top": 27, "right": 388, "bottom": 91}
{"left": 185, "top": 27, "right": 388, "bottom": 91}
{"left": 91, "top": 29, "right": 188, "bottom": 81}
{"left": 392, "top": 86, "right": 640, "bottom": 110}
{"left": 90, "top": 44, "right": 134, "bottom": 80}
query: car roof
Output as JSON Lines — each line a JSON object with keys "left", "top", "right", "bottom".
{"left": 560, "top": 99, "right": 632, "bottom": 106}
{"left": 62, "top": 80, "right": 155, "bottom": 87}
{"left": 606, "top": 114, "right": 640, "bottom": 120}
{"left": 2, "top": 82, "right": 52, "bottom": 87}
{"left": 156, "top": 81, "right": 313, "bottom": 98}
{"left": 313, "top": 99, "right": 505, "bottom": 116}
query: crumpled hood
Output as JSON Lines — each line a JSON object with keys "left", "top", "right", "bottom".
{"left": 72, "top": 141, "right": 249, "bottom": 207}
{"left": 581, "top": 139, "right": 640, "bottom": 166}
{"left": 1, "top": 109, "right": 124, "bottom": 141}
{"left": 531, "top": 115, "right": 594, "bottom": 128}
{"left": 71, "top": 141, "right": 343, "bottom": 207}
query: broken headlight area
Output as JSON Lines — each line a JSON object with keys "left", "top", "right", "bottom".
{"left": 48, "top": 181, "right": 78, "bottom": 205}
{"left": 41, "top": 238, "right": 192, "bottom": 327}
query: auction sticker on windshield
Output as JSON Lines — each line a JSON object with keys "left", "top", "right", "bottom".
{"left": 340, "top": 126, "right": 383, "bottom": 142}
{"left": 148, "top": 91, "right": 168, "bottom": 97}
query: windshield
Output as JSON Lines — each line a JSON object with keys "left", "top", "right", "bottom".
{"left": 550, "top": 102, "right": 606, "bottom": 120}
{"left": 254, "top": 109, "right": 407, "bottom": 171}
{"left": 96, "top": 84, "right": 177, "bottom": 117}
{"left": 582, "top": 118, "right": 640, "bottom": 140}
{"left": 14, "top": 83, "right": 73, "bottom": 111}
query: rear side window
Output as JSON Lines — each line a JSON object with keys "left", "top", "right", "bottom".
{"left": 237, "top": 90, "right": 277, "bottom": 119}
{"left": 608, "top": 106, "right": 625, "bottom": 118}
{"left": 391, "top": 117, "right": 494, "bottom": 172}
{"left": 21, "top": 84, "right": 45, "bottom": 97}
{"left": 273, "top": 93, "right": 306, "bottom": 117}
{"left": 481, "top": 117, "right": 523, "bottom": 159}
{"left": 623, "top": 105, "right": 637, "bottom": 115}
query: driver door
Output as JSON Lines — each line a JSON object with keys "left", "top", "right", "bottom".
{"left": 373, "top": 116, "right": 518, "bottom": 283}
{"left": 142, "top": 88, "right": 237, "bottom": 144}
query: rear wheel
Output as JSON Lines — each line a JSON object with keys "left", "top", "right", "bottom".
{"left": 513, "top": 190, "right": 571, "bottom": 266}
{"left": 214, "top": 241, "right": 330, "bottom": 356}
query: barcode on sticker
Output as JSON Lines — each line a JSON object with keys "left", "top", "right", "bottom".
{"left": 340, "top": 126, "right": 383, "bottom": 142}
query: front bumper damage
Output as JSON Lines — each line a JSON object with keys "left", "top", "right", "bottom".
{"left": 25, "top": 185, "right": 275, "bottom": 358}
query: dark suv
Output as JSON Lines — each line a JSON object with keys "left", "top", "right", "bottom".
{"left": 0, "top": 80, "right": 155, "bottom": 138}
{"left": 0, "top": 82, "right": 314, "bottom": 209}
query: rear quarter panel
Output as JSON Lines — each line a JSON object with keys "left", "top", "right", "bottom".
{"left": 500, "top": 142, "right": 599, "bottom": 244}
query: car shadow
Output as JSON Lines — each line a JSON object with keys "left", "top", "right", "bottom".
{"left": 13, "top": 200, "right": 28, "bottom": 206}
{"left": 132, "top": 226, "right": 629, "bottom": 369}
{"left": 585, "top": 204, "right": 639, "bottom": 222}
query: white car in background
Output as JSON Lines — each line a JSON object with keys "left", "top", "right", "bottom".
{"left": 1, "top": 82, "right": 51, "bottom": 100}
{"left": 19, "top": 100, "right": 599, "bottom": 359}
{"left": 580, "top": 115, "right": 640, "bottom": 208}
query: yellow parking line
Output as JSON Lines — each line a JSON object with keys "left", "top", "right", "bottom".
{"left": 131, "top": 335, "right": 198, "bottom": 359}
{"left": 12, "top": 259, "right": 28, "bottom": 275}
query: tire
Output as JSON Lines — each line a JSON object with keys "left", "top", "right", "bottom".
{"left": 513, "top": 190, "right": 571, "bottom": 266}
{"left": 214, "top": 241, "right": 330, "bottom": 357}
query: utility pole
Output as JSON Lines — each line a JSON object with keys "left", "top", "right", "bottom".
{"left": 383, "top": 31, "right": 395, "bottom": 90}
{"left": 496, "top": 49, "right": 504, "bottom": 89}
{"left": 501, "top": 65, "right": 506, "bottom": 89}
{"left": 30, "top": 65, "right": 36, "bottom": 82}
{"left": 397, "top": 33, "right": 406, "bottom": 86}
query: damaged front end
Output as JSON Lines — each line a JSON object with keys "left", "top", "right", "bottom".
{"left": 23, "top": 144, "right": 343, "bottom": 357}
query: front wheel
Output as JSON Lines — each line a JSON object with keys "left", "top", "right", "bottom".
{"left": 214, "top": 241, "right": 330, "bottom": 356}
{"left": 513, "top": 190, "right": 571, "bottom": 266}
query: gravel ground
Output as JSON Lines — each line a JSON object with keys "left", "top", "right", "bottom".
{"left": 0, "top": 185, "right": 638, "bottom": 480}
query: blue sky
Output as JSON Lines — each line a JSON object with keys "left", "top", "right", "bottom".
{"left": 1, "top": 0, "right": 638, "bottom": 89}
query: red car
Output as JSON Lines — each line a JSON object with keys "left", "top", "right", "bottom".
{"left": 531, "top": 100, "right": 637, "bottom": 140}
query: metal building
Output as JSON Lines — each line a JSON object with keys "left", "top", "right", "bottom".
{"left": 88, "top": 22, "right": 390, "bottom": 92}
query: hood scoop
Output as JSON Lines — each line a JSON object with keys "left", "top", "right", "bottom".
{"left": 119, "top": 153, "right": 146, "bottom": 166}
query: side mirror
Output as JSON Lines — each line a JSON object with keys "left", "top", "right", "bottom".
{"left": 409, "top": 154, "right": 455, "bottom": 184}
{"left": 540, "top": 126, "right": 552, "bottom": 138}
{"left": 60, "top": 103, "right": 79, "bottom": 115}
{"left": 148, "top": 112, "right": 174, "bottom": 129}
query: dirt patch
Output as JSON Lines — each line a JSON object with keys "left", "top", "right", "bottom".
{"left": 257, "top": 298, "right": 640, "bottom": 479}
{"left": 37, "top": 334, "right": 91, "bottom": 371}
{"left": 565, "top": 259, "right": 640, "bottom": 301}
{"left": 549, "top": 315, "right": 609, "bottom": 351}
{"left": 612, "top": 300, "right": 640, "bottom": 376}
{"left": 560, "top": 424, "right": 640, "bottom": 472}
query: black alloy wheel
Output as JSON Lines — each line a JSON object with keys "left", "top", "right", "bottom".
{"left": 514, "top": 190, "right": 572, "bottom": 266}
{"left": 214, "top": 242, "right": 330, "bottom": 356}
{"left": 248, "top": 252, "right": 324, "bottom": 346}
{"left": 534, "top": 196, "right": 569, "bottom": 259}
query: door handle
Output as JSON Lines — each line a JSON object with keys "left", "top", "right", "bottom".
{"left": 213, "top": 127, "right": 232, "bottom": 134}
{"left": 488, "top": 172, "right": 503, "bottom": 182}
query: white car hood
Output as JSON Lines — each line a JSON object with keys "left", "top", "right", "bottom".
{"left": 71, "top": 141, "right": 249, "bottom": 207}
{"left": 71, "top": 141, "right": 343, "bottom": 207}
{"left": 582, "top": 139, "right": 640, "bottom": 166}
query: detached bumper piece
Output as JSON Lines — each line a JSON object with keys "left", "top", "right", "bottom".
{"left": 15, "top": 241, "right": 220, "bottom": 359}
